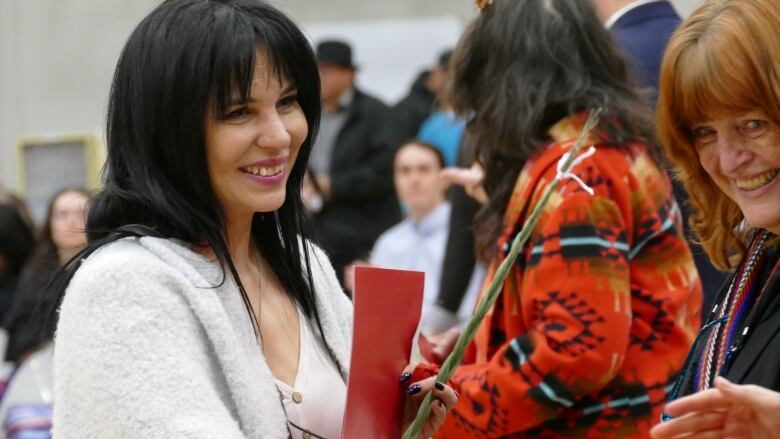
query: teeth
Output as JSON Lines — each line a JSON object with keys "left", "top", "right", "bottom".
{"left": 243, "top": 164, "right": 284, "bottom": 177}
{"left": 736, "top": 169, "right": 779, "bottom": 190}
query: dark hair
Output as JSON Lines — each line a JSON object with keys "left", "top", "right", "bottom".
{"left": 0, "top": 204, "right": 36, "bottom": 277}
{"left": 438, "top": 50, "right": 453, "bottom": 71}
{"left": 448, "top": 0, "right": 655, "bottom": 260}
{"left": 44, "top": 0, "right": 329, "bottom": 355}
{"left": 34, "top": 188, "right": 91, "bottom": 263}
{"left": 396, "top": 140, "right": 446, "bottom": 170}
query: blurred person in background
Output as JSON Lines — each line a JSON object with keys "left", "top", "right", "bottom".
{"left": 592, "top": 0, "right": 681, "bottom": 101}
{"left": 593, "top": 0, "right": 728, "bottom": 314}
{"left": 432, "top": 0, "right": 702, "bottom": 436}
{"left": 346, "top": 141, "right": 479, "bottom": 332}
{"left": 423, "top": 49, "right": 478, "bottom": 335}
{"left": 417, "top": 50, "right": 465, "bottom": 168}
{"left": 0, "top": 205, "right": 36, "bottom": 322}
{"left": 382, "top": 49, "right": 455, "bottom": 162}
{"left": 3, "top": 188, "right": 90, "bottom": 364}
{"left": 306, "top": 39, "right": 397, "bottom": 284}
{"left": 0, "top": 189, "right": 89, "bottom": 439}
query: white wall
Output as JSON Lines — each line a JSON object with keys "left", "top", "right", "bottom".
{"left": 0, "top": 0, "right": 160, "bottom": 192}
{"left": 0, "top": 0, "right": 703, "bottom": 192}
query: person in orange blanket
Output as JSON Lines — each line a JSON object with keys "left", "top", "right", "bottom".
{"left": 433, "top": 0, "right": 702, "bottom": 437}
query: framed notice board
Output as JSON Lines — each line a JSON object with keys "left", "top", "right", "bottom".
{"left": 15, "top": 133, "right": 104, "bottom": 225}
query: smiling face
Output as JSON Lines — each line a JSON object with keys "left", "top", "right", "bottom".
{"left": 205, "top": 51, "right": 308, "bottom": 224}
{"left": 693, "top": 111, "right": 780, "bottom": 234}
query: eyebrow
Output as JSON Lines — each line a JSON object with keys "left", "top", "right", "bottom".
{"left": 281, "top": 82, "right": 298, "bottom": 95}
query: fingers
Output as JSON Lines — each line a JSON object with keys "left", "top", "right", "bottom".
{"left": 440, "top": 167, "right": 487, "bottom": 203}
{"left": 440, "top": 167, "right": 478, "bottom": 187}
{"left": 400, "top": 365, "right": 416, "bottom": 385}
{"left": 431, "top": 380, "right": 458, "bottom": 410}
{"left": 663, "top": 388, "right": 731, "bottom": 417}
{"left": 405, "top": 377, "right": 457, "bottom": 407}
{"left": 429, "top": 328, "right": 459, "bottom": 357}
{"left": 419, "top": 398, "right": 447, "bottom": 438}
{"left": 650, "top": 411, "right": 726, "bottom": 438}
{"left": 403, "top": 374, "right": 459, "bottom": 438}
{"left": 715, "top": 376, "right": 780, "bottom": 412}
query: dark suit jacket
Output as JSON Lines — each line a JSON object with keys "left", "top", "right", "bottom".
{"left": 725, "top": 257, "right": 780, "bottom": 391}
{"left": 611, "top": 0, "right": 681, "bottom": 98}
{"left": 315, "top": 88, "right": 398, "bottom": 277}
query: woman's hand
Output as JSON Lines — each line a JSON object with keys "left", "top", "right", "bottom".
{"left": 650, "top": 377, "right": 780, "bottom": 439}
{"left": 401, "top": 369, "right": 459, "bottom": 438}
{"left": 440, "top": 163, "right": 487, "bottom": 204}
{"left": 426, "top": 328, "right": 460, "bottom": 363}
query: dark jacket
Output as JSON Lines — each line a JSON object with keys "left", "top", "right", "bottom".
{"left": 3, "top": 258, "right": 58, "bottom": 363}
{"left": 611, "top": 0, "right": 681, "bottom": 99}
{"left": 383, "top": 71, "right": 436, "bottom": 145}
{"left": 435, "top": 137, "right": 479, "bottom": 315}
{"left": 316, "top": 88, "right": 396, "bottom": 276}
{"left": 720, "top": 253, "right": 780, "bottom": 390}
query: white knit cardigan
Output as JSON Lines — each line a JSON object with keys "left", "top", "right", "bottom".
{"left": 52, "top": 237, "right": 353, "bottom": 438}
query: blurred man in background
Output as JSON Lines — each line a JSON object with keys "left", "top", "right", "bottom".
{"left": 307, "top": 40, "right": 397, "bottom": 284}
{"left": 593, "top": 0, "right": 681, "bottom": 101}
{"left": 347, "top": 141, "right": 478, "bottom": 332}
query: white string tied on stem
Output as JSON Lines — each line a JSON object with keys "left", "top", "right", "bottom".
{"left": 556, "top": 145, "right": 597, "bottom": 195}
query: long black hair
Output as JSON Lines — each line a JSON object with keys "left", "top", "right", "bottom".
{"left": 44, "top": 0, "right": 329, "bottom": 353}
{"left": 448, "top": 0, "right": 655, "bottom": 260}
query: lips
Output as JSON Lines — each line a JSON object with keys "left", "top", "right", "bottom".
{"left": 735, "top": 169, "right": 780, "bottom": 191}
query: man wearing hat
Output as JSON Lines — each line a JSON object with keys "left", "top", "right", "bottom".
{"left": 308, "top": 39, "right": 398, "bottom": 285}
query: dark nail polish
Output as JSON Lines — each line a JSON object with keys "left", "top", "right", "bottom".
{"left": 435, "top": 381, "right": 445, "bottom": 391}
{"left": 400, "top": 372, "right": 412, "bottom": 384}
{"left": 407, "top": 384, "right": 422, "bottom": 395}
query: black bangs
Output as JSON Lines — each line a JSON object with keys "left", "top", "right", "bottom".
{"left": 208, "top": 2, "right": 321, "bottom": 136}
{"left": 210, "top": 7, "right": 260, "bottom": 118}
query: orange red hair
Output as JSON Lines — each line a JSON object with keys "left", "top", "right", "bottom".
{"left": 657, "top": 0, "right": 780, "bottom": 269}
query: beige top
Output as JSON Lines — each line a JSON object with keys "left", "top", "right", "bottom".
{"left": 275, "top": 309, "right": 347, "bottom": 439}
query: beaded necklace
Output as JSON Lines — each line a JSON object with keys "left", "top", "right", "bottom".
{"left": 695, "top": 229, "right": 771, "bottom": 391}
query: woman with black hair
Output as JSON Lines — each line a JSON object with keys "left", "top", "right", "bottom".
{"left": 433, "top": 0, "right": 701, "bottom": 437}
{"left": 3, "top": 188, "right": 90, "bottom": 364}
{"left": 48, "top": 1, "right": 455, "bottom": 437}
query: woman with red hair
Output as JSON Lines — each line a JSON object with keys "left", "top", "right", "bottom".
{"left": 651, "top": 0, "right": 780, "bottom": 437}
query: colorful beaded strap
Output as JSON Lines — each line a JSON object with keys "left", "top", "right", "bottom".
{"left": 695, "top": 229, "right": 771, "bottom": 391}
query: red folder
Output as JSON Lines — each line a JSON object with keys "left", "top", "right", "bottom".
{"left": 341, "top": 266, "right": 425, "bottom": 439}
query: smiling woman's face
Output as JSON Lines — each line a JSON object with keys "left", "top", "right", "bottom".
{"left": 205, "top": 51, "right": 308, "bottom": 223}
{"left": 693, "top": 111, "right": 780, "bottom": 234}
